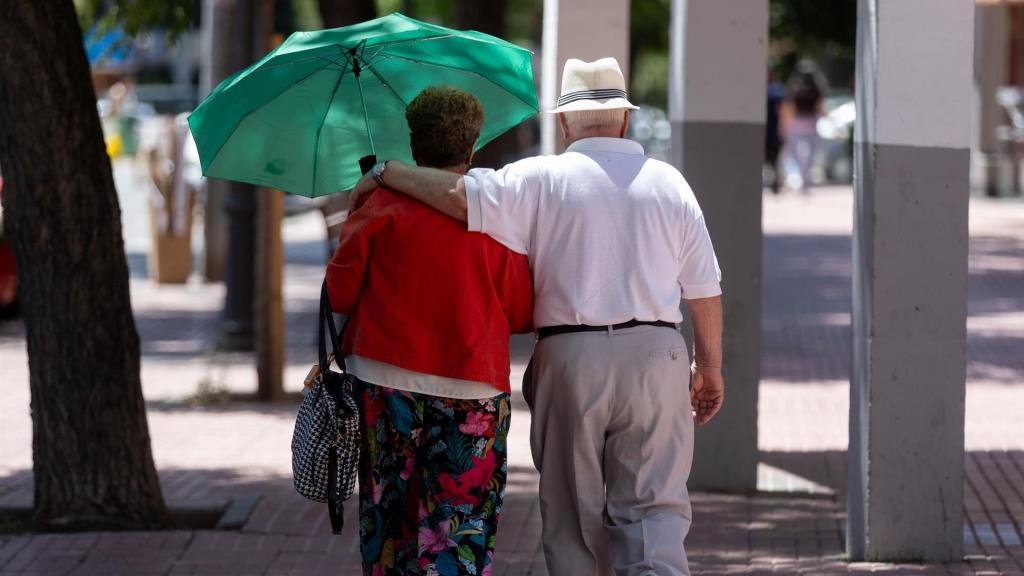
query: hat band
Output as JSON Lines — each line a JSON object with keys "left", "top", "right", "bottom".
{"left": 556, "top": 88, "right": 628, "bottom": 108}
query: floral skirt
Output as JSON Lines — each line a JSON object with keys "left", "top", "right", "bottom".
{"left": 357, "top": 381, "right": 511, "bottom": 576}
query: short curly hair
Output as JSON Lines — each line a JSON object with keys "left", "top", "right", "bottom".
{"left": 405, "top": 86, "right": 484, "bottom": 168}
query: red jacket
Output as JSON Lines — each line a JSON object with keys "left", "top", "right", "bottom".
{"left": 326, "top": 187, "right": 533, "bottom": 393}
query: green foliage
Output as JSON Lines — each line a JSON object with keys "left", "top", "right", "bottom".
{"left": 505, "top": 0, "right": 541, "bottom": 46}
{"left": 292, "top": 0, "right": 324, "bottom": 30}
{"left": 377, "top": 0, "right": 403, "bottom": 14}
{"left": 769, "top": 0, "right": 856, "bottom": 52}
{"left": 378, "top": 0, "right": 451, "bottom": 21}
{"left": 629, "top": 0, "right": 670, "bottom": 108}
{"left": 630, "top": 0, "right": 670, "bottom": 64}
{"left": 373, "top": 0, "right": 538, "bottom": 46}
{"left": 769, "top": 0, "right": 856, "bottom": 81}
{"left": 624, "top": 0, "right": 858, "bottom": 104}
{"left": 631, "top": 51, "right": 668, "bottom": 110}
{"left": 75, "top": 0, "right": 198, "bottom": 38}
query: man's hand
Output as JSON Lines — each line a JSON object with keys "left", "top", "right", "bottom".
{"left": 690, "top": 365, "right": 724, "bottom": 426}
{"left": 686, "top": 295, "right": 723, "bottom": 425}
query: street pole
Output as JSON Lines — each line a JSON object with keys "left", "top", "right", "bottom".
{"left": 217, "top": 0, "right": 260, "bottom": 351}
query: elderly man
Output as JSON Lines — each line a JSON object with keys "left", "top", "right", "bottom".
{"left": 352, "top": 58, "right": 724, "bottom": 576}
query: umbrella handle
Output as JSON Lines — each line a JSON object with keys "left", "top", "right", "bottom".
{"left": 359, "top": 155, "right": 377, "bottom": 175}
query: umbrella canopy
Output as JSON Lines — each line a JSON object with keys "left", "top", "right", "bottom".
{"left": 188, "top": 13, "right": 538, "bottom": 198}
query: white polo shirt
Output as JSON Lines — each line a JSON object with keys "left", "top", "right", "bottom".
{"left": 464, "top": 137, "right": 721, "bottom": 328}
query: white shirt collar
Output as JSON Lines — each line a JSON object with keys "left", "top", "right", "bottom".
{"left": 564, "top": 137, "right": 645, "bottom": 156}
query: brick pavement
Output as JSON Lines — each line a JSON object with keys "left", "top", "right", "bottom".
{"left": 1, "top": 186, "right": 1023, "bottom": 575}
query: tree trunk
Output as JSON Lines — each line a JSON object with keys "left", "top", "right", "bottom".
{"left": 255, "top": 0, "right": 286, "bottom": 402}
{"left": 199, "top": 0, "right": 232, "bottom": 281}
{"left": 456, "top": 0, "right": 523, "bottom": 169}
{"left": 0, "top": 1, "right": 168, "bottom": 530}
{"left": 318, "top": 0, "right": 376, "bottom": 28}
{"left": 255, "top": 188, "right": 285, "bottom": 402}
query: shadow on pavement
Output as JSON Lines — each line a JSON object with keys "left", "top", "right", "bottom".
{"left": 762, "top": 234, "right": 852, "bottom": 383}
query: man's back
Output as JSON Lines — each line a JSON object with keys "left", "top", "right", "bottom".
{"left": 464, "top": 137, "right": 720, "bottom": 328}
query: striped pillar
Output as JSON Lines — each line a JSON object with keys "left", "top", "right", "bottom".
{"left": 540, "top": 0, "right": 630, "bottom": 155}
{"left": 669, "top": 0, "right": 768, "bottom": 492}
{"left": 848, "top": 0, "right": 974, "bottom": 561}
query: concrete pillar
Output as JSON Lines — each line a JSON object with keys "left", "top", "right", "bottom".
{"left": 669, "top": 0, "right": 767, "bottom": 493}
{"left": 540, "top": 0, "right": 630, "bottom": 155}
{"left": 848, "top": 0, "right": 973, "bottom": 562}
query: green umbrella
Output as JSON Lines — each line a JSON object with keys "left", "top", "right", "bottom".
{"left": 188, "top": 13, "right": 538, "bottom": 198}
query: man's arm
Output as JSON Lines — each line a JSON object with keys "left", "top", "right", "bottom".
{"left": 352, "top": 161, "right": 467, "bottom": 222}
{"left": 687, "top": 295, "right": 724, "bottom": 426}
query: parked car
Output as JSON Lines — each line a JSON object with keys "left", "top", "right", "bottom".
{"left": 816, "top": 92, "right": 855, "bottom": 183}
{"left": 0, "top": 173, "right": 19, "bottom": 317}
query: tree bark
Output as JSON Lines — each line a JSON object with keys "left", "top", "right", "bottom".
{"left": 317, "top": 0, "right": 376, "bottom": 28}
{"left": 199, "top": 0, "right": 232, "bottom": 281}
{"left": 255, "top": 188, "right": 285, "bottom": 402}
{"left": 255, "top": 0, "right": 286, "bottom": 402}
{"left": 0, "top": 1, "right": 168, "bottom": 529}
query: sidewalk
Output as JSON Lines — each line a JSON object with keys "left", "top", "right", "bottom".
{"left": 1, "top": 186, "right": 1023, "bottom": 575}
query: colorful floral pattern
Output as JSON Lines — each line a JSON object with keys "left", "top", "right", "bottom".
{"left": 357, "top": 382, "right": 511, "bottom": 576}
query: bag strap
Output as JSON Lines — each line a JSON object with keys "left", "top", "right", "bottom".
{"left": 320, "top": 157, "right": 374, "bottom": 378}
{"left": 327, "top": 446, "right": 344, "bottom": 534}
{"left": 320, "top": 278, "right": 359, "bottom": 536}
{"left": 318, "top": 279, "right": 348, "bottom": 374}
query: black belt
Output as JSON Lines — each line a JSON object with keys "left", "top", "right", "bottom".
{"left": 536, "top": 320, "right": 676, "bottom": 341}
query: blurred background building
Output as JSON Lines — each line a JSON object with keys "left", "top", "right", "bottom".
{"left": 81, "top": 0, "right": 1024, "bottom": 280}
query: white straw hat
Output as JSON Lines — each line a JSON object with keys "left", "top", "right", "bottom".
{"left": 548, "top": 57, "right": 639, "bottom": 114}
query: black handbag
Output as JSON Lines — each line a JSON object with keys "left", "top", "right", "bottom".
{"left": 290, "top": 280, "right": 361, "bottom": 534}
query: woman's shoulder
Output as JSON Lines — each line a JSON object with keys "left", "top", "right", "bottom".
{"left": 353, "top": 186, "right": 397, "bottom": 209}
{"left": 352, "top": 187, "right": 426, "bottom": 218}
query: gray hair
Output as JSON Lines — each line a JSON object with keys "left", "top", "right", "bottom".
{"left": 562, "top": 108, "right": 628, "bottom": 133}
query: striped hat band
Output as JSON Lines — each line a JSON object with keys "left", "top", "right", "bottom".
{"left": 556, "top": 88, "right": 628, "bottom": 108}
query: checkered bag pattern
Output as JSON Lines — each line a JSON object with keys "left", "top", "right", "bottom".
{"left": 290, "top": 280, "right": 360, "bottom": 533}
{"left": 291, "top": 372, "right": 360, "bottom": 504}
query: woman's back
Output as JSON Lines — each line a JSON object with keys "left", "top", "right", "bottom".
{"left": 327, "top": 186, "right": 533, "bottom": 392}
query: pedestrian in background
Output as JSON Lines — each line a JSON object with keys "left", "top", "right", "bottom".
{"left": 765, "top": 69, "right": 786, "bottom": 194}
{"left": 781, "top": 60, "right": 827, "bottom": 193}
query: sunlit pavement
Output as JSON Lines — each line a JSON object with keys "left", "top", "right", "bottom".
{"left": 1, "top": 181, "right": 1023, "bottom": 574}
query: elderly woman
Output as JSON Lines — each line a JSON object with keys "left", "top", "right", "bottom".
{"left": 327, "top": 86, "right": 533, "bottom": 576}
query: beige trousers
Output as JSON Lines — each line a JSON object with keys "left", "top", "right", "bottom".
{"left": 525, "top": 326, "right": 694, "bottom": 576}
